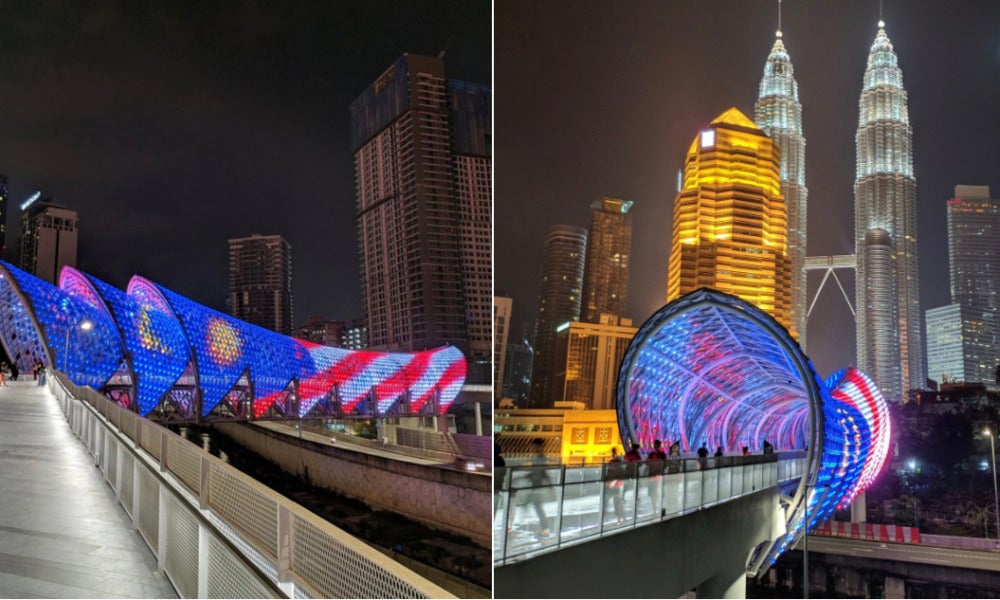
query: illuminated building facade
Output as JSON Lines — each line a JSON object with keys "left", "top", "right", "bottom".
{"left": 493, "top": 296, "right": 513, "bottom": 400}
{"left": 18, "top": 198, "right": 77, "bottom": 285}
{"left": 581, "top": 197, "right": 633, "bottom": 323}
{"left": 351, "top": 56, "right": 492, "bottom": 385}
{"left": 343, "top": 318, "right": 368, "bottom": 350}
{"left": 292, "top": 316, "right": 345, "bottom": 348}
{"left": 0, "top": 261, "right": 466, "bottom": 420}
{"left": 755, "top": 30, "right": 808, "bottom": 347}
{"left": 854, "top": 22, "right": 923, "bottom": 401}
{"left": 552, "top": 316, "right": 636, "bottom": 410}
{"left": 924, "top": 186, "right": 1000, "bottom": 388}
{"left": 667, "top": 107, "right": 792, "bottom": 334}
{"left": 228, "top": 234, "right": 293, "bottom": 335}
{"left": 450, "top": 80, "right": 493, "bottom": 382}
{"left": 0, "top": 175, "right": 8, "bottom": 258}
{"left": 529, "top": 225, "right": 587, "bottom": 407}
{"left": 617, "top": 288, "right": 890, "bottom": 574}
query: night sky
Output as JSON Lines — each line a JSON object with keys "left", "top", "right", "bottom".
{"left": 0, "top": 0, "right": 490, "bottom": 323}
{"left": 495, "top": 0, "right": 1000, "bottom": 378}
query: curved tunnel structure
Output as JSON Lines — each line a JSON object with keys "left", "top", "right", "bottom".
{"left": 0, "top": 261, "right": 466, "bottom": 420}
{"left": 616, "top": 288, "right": 890, "bottom": 576}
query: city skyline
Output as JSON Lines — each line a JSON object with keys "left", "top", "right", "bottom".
{"left": 0, "top": 1, "right": 490, "bottom": 324}
{"left": 496, "top": 0, "right": 1000, "bottom": 378}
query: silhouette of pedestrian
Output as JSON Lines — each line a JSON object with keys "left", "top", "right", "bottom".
{"left": 606, "top": 447, "right": 626, "bottom": 525}
{"left": 527, "top": 438, "right": 551, "bottom": 535}
{"left": 714, "top": 446, "right": 724, "bottom": 457}
{"left": 646, "top": 439, "right": 667, "bottom": 515}
{"left": 697, "top": 442, "right": 709, "bottom": 469}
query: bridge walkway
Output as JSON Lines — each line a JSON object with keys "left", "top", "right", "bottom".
{"left": 0, "top": 380, "right": 177, "bottom": 598}
{"left": 494, "top": 452, "right": 805, "bottom": 566}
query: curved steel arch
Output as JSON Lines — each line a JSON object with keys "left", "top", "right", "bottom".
{"left": 617, "top": 287, "right": 890, "bottom": 576}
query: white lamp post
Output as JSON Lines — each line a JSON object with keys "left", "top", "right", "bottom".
{"left": 63, "top": 319, "right": 93, "bottom": 374}
{"left": 986, "top": 428, "right": 1000, "bottom": 545}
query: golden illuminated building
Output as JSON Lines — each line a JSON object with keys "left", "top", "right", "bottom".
{"left": 667, "top": 107, "right": 793, "bottom": 335}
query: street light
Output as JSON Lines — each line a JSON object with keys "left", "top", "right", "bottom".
{"left": 985, "top": 428, "right": 1000, "bottom": 546}
{"left": 63, "top": 319, "right": 93, "bottom": 374}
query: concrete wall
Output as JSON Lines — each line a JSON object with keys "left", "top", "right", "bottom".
{"left": 495, "top": 488, "right": 780, "bottom": 598}
{"left": 213, "top": 422, "right": 491, "bottom": 547}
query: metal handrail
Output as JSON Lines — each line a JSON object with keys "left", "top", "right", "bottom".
{"left": 494, "top": 453, "right": 804, "bottom": 566}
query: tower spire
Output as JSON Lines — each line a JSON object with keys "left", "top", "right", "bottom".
{"left": 778, "top": 0, "right": 782, "bottom": 35}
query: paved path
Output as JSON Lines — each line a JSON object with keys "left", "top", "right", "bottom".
{"left": 0, "top": 381, "right": 177, "bottom": 598}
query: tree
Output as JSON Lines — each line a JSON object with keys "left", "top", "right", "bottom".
{"left": 966, "top": 502, "right": 992, "bottom": 538}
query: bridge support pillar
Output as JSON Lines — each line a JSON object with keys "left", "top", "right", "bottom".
{"left": 850, "top": 490, "right": 867, "bottom": 523}
{"left": 885, "top": 576, "right": 905, "bottom": 599}
{"left": 697, "top": 567, "right": 747, "bottom": 599}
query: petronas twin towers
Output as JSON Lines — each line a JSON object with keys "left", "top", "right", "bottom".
{"left": 754, "top": 21, "right": 922, "bottom": 401}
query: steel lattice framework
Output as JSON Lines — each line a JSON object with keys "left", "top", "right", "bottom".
{"left": 616, "top": 288, "right": 890, "bottom": 576}
{"left": 0, "top": 261, "right": 466, "bottom": 421}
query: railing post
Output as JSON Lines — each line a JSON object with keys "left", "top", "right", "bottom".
{"left": 160, "top": 431, "right": 169, "bottom": 474}
{"left": 277, "top": 504, "right": 296, "bottom": 596}
{"left": 198, "top": 523, "right": 209, "bottom": 598}
{"left": 199, "top": 456, "right": 211, "bottom": 511}
{"left": 157, "top": 483, "right": 169, "bottom": 573}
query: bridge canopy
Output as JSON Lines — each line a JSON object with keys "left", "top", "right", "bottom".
{"left": 617, "top": 287, "right": 890, "bottom": 574}
{"left": 0, "top": 261, "right": 466, "bottom": 420}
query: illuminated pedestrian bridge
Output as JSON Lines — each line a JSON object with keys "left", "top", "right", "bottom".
{"left": 619, "top": 288, "right": 890, "bottom": 574}
{"left": 0, "top": 261, "right": 466, "bottom": 422}
{"left": 496, "top": 288, "right": 890, "bottom": 588}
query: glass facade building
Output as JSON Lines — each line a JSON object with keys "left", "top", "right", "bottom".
{"left": 529, "top": 225, "right": 587, "bottom": 407}
{"left": 854, "top": 22, "right": 923, "bottom": 401}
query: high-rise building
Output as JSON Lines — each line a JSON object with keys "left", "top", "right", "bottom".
{"left": 666, "top": 107, "right": 792, "bottom": 333}
{"left": 343, "top": 318, "right": 368, "bottom": 350}
{"left": 924, "top": 186, "right": 1000, "bottom": 388}
{"left": 351, "top": 54, "right": 491, "bottom": 376}
{"left": 19, "top": 197, "right": 77, "bottom": 284}
{"left": 581, "top": 197, "right": 633, "bottom": 324}
{"left": 948, "top": 186, "right": 1000, "bottom": 315}
{"left": 494, "top": 296, "right": 513, "bottom": 400}
{"left": 529, "top": 225, "right": 587, "bottom": 407}
{"left": 227, "top": 234, "right": 293, "bottom": 335}
{"left": 293, "top": 316, "right": 345, "bottom": 348}
{"left": 552, "top": 315, "right": 637, "bottom": 410}
{"left": 502, "top": 340, "right": 533, "bottom": 404}
{"left": 450, "top": 80, "right": 493, "bottom": 382}
{"left": 924, "top": 303, "right": 993, "bottom": 386}
{"left": 0, "top": 175, "right": 9, "bottom": 259}
{"left": 755, "top": 30, "right": 808, "bottom": 348}
{"left": 854, "top": 21, "right": 923, "bottom": 401}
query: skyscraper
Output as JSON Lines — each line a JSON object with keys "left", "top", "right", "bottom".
{"left": 450, "top": 80, "right": 493, "bottom": 381}
{"left": 924, "top": 185, "right": 1000, "bottom": 387}
{"left": 552, "top": 316, "right": 636, "bottom": 410}
{"left": 667, "top": 107, "right": 792, "bottom": 333}
{"left": 755, "top": 30, "right": 808, "bottom": 348}
{"left": 350, "top": 54, "right": 491, "bottom": 379}
{"left": 494, "top": 296, "right": 513, "bottom": 401}
{"left": 0, "top": 175, "right": 8, "bottom": 259}
{"left": 18, "top": 197, "right": 77, "bottom": 285}
{"left": 581, "top": 197, "right": 633, "bottom": 324}
{"left": 854, "top": 21, "right": 923, "bottom": 401}
{"left": 228, "top": 234, "right": 293, "bottom": 335}
{"left": 529, "top": 225, "right": 587, "bottom": 407}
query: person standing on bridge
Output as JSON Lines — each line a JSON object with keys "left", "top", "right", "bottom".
{"left": 9, "top": 361, "right": 17, "bottom": 382}
{"left": 697, "top": 443, "right": 709, "bottom": 469}
{"left": 606, "top": 447, "right": 626, "bottom": 526}
{"left": 0, "top": 362, "right": 8, "bottom": 387}
{"left": 527, "top": 438, "right": 551, "bottom": 537}
{"left": 646, "top": 439, "right": 667, "bottom": 516}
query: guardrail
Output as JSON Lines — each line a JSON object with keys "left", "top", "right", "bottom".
{"left": 50, "top": 373, "right": 454, "bottom": 599}
{"left": 494, "top": 453, "right": 805, "bottom": 566}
